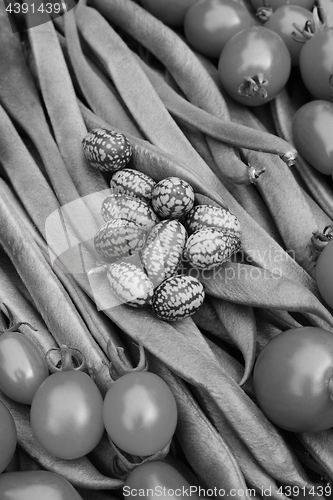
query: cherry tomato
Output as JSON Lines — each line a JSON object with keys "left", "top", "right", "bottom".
{"left": 103, "top": 372, "right": 177, "bottom": 456}
{"left": 250, "top": 0, "right": 315, "bottom": 11}
{"left": 299, "top": 28, "right": 333, "bottom": 102}
{"left": 316, "top": 240, "right": 333, "bottom": 309}
{"left": 0, "top": 332, "right": 49, "bottom": 405}
{"left": 264, "top": 5, "right": 313, "bottom": 66}
{"left": 124, "top": 461, "right": 200, "bottom": 500}
{"left": 0, "top": 400, "right": 17, "bottom": 473}
{"left": 139, "top": 0, "right": 199, "bottom": 27}
{"left": 184, "top": 0, "right": 253, "bottom": 58}
{"left": 253, "top": 327, "right": 333, "bottom": 432}
{"left": 30, "top": 370, "right": 104, "bottom": 459}
{"left": 0, "top": 471, "right": 83, "bottom": 500}
{"left": 218, "top": 26, "right": 291, "bottom": 106}
{"left": 292, "top": 100, "right": 333, "bottom": 175}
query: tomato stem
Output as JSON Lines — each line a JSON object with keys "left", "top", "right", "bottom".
{"left": 238, "top": 74, "right": 268, "bottom": 99}
{"left": 107, "top": 340, "right": 148, "bottom": 380}
{"left": 255, "top": 6, "right": 273, "bottom": 23}
{"left": 45, "top": 344, "right": 87, "bottom": 373}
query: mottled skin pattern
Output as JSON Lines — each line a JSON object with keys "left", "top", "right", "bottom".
{"left": 151, "top": 177, "right": 195, "bottom": 219}
{"left": 152, "top": 275, "right": 205, "bottom": 321}
{"left": 82, "top": 128, "right": 132, "bottom": 172}
{"left": 101, "top": 193, "right": 159, "bottom": 231}
{"left": 184, "top": 227, "right": 242, "bottom": 270}
{"left": 185, "top": 204, "right": 241, "bottom": 237}
{"left": 106, "top": 262, "right": 154, "bottom": 307}
{"left": 141, "top": 220, "right": 188, "bottom": 287}
{"left": 94, "top": 218, "right": 146, "bottom": 259}
{"left": 110, "top": 168, "right": 156, "bottom": 203}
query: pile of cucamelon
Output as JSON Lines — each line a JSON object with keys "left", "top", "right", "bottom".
{"left": 1, "top": 0, "right": 333, "bottom": 499}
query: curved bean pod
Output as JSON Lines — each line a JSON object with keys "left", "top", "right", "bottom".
{"left": 211, "top": 299, "right": 257, "bottom": 385}
{"left": 298, "top": 430, "right": 333, "bottom": 482}
{"left": 200, "top": 262, "right": 333, "bottom": 331}
{"left": 26, "top": 15, "right": 107, "bottom": 198}
{"left": 64, "top": 8, "right": 143, "bottom": 138}
{"left": 147, "top": 354, "right": 249, "bottom": 499}
{"left": 270, "top": 88, "right": 333, "bottom": 220}
{"left": 138, "top": 58, "right": 297, "bottom": 163}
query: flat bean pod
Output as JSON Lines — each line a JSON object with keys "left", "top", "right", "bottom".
{"left": 298, "top": 431, "right": 333, "bottom": 482}
{"left": 64, "top": 9, "right": 143, "bottom": 138}
{"left": 211, "top": 298, "right": 257, "bottom": 385}
{"left": 270, "top": 89, "right": 333, "bottom": 220}
{"left": 200, "top": 262, "right": 333, "bottom": 332}
{"left": 147, "top": 354, "right": 249, "bottom": 499}
{"left": 190, "top": 387, "right": 291, "bottom": 500}
{"left": 138, "top": 59, "right": 297, "bottom": 163}
{"left": 26, "top": 15, "right": 107, "bottom": 198}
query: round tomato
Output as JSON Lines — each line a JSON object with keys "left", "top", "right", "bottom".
{"left": 253, "top": 327, "right": 333, "bottom": 432}
{"left": 250, "top": 0, "right": 315, "bottom": 11}
{"left": 292, "top": 100, "right": 333, "bottom": 175}
{"left": 316, "top": 240, "right": 333, "bottom": 309}
{"left": 139, "top": 0, "right": 199, "bottom": 27}
{"left": 218, "top": 26, "right": 291, "bottom": 106}
{"left": 299, "top": 28, "right": 333, "bottom": 102}
{"left": 124, "top": 461, "right": 200, "bottom": 500}
{"left": 30, "top": 371, "right": 104, "bottom": 459}
{"left": 0, "top": 471, "right": 83, "bottom": 500}
{"left": 0, "top": 400, "right": 17, "bottom": 473}
{"left": 184, "top": 0, "right": 253, "bottom": 58}
{"left": 103, "top": 372, "right": 177, "bottom": 456}
{"left": 0, "top": 332, "right": 49, "bottom": 405}
{"left": 264, "top": 5, "right": 313, "bottom": 66}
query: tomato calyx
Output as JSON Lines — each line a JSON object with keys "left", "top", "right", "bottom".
{"left": 108, "top": 340, "right": 148, "bottom": 380}
{"left": 311, "top": 226, "right": 333, "bottom": 257}
{"left": 256, "top": 6, "right": 273, "bottom": 22}
{"left": 109, "top": 433, "right": 172, "bottom": 480}
{"left": 238, "top": 73, "right": 269, "bottom": 99}
{"left": 45, "top": 344, "right": 87, "bottom": 373}
{"left": 292, "top": 7, "right": 325, "bottom": 42}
